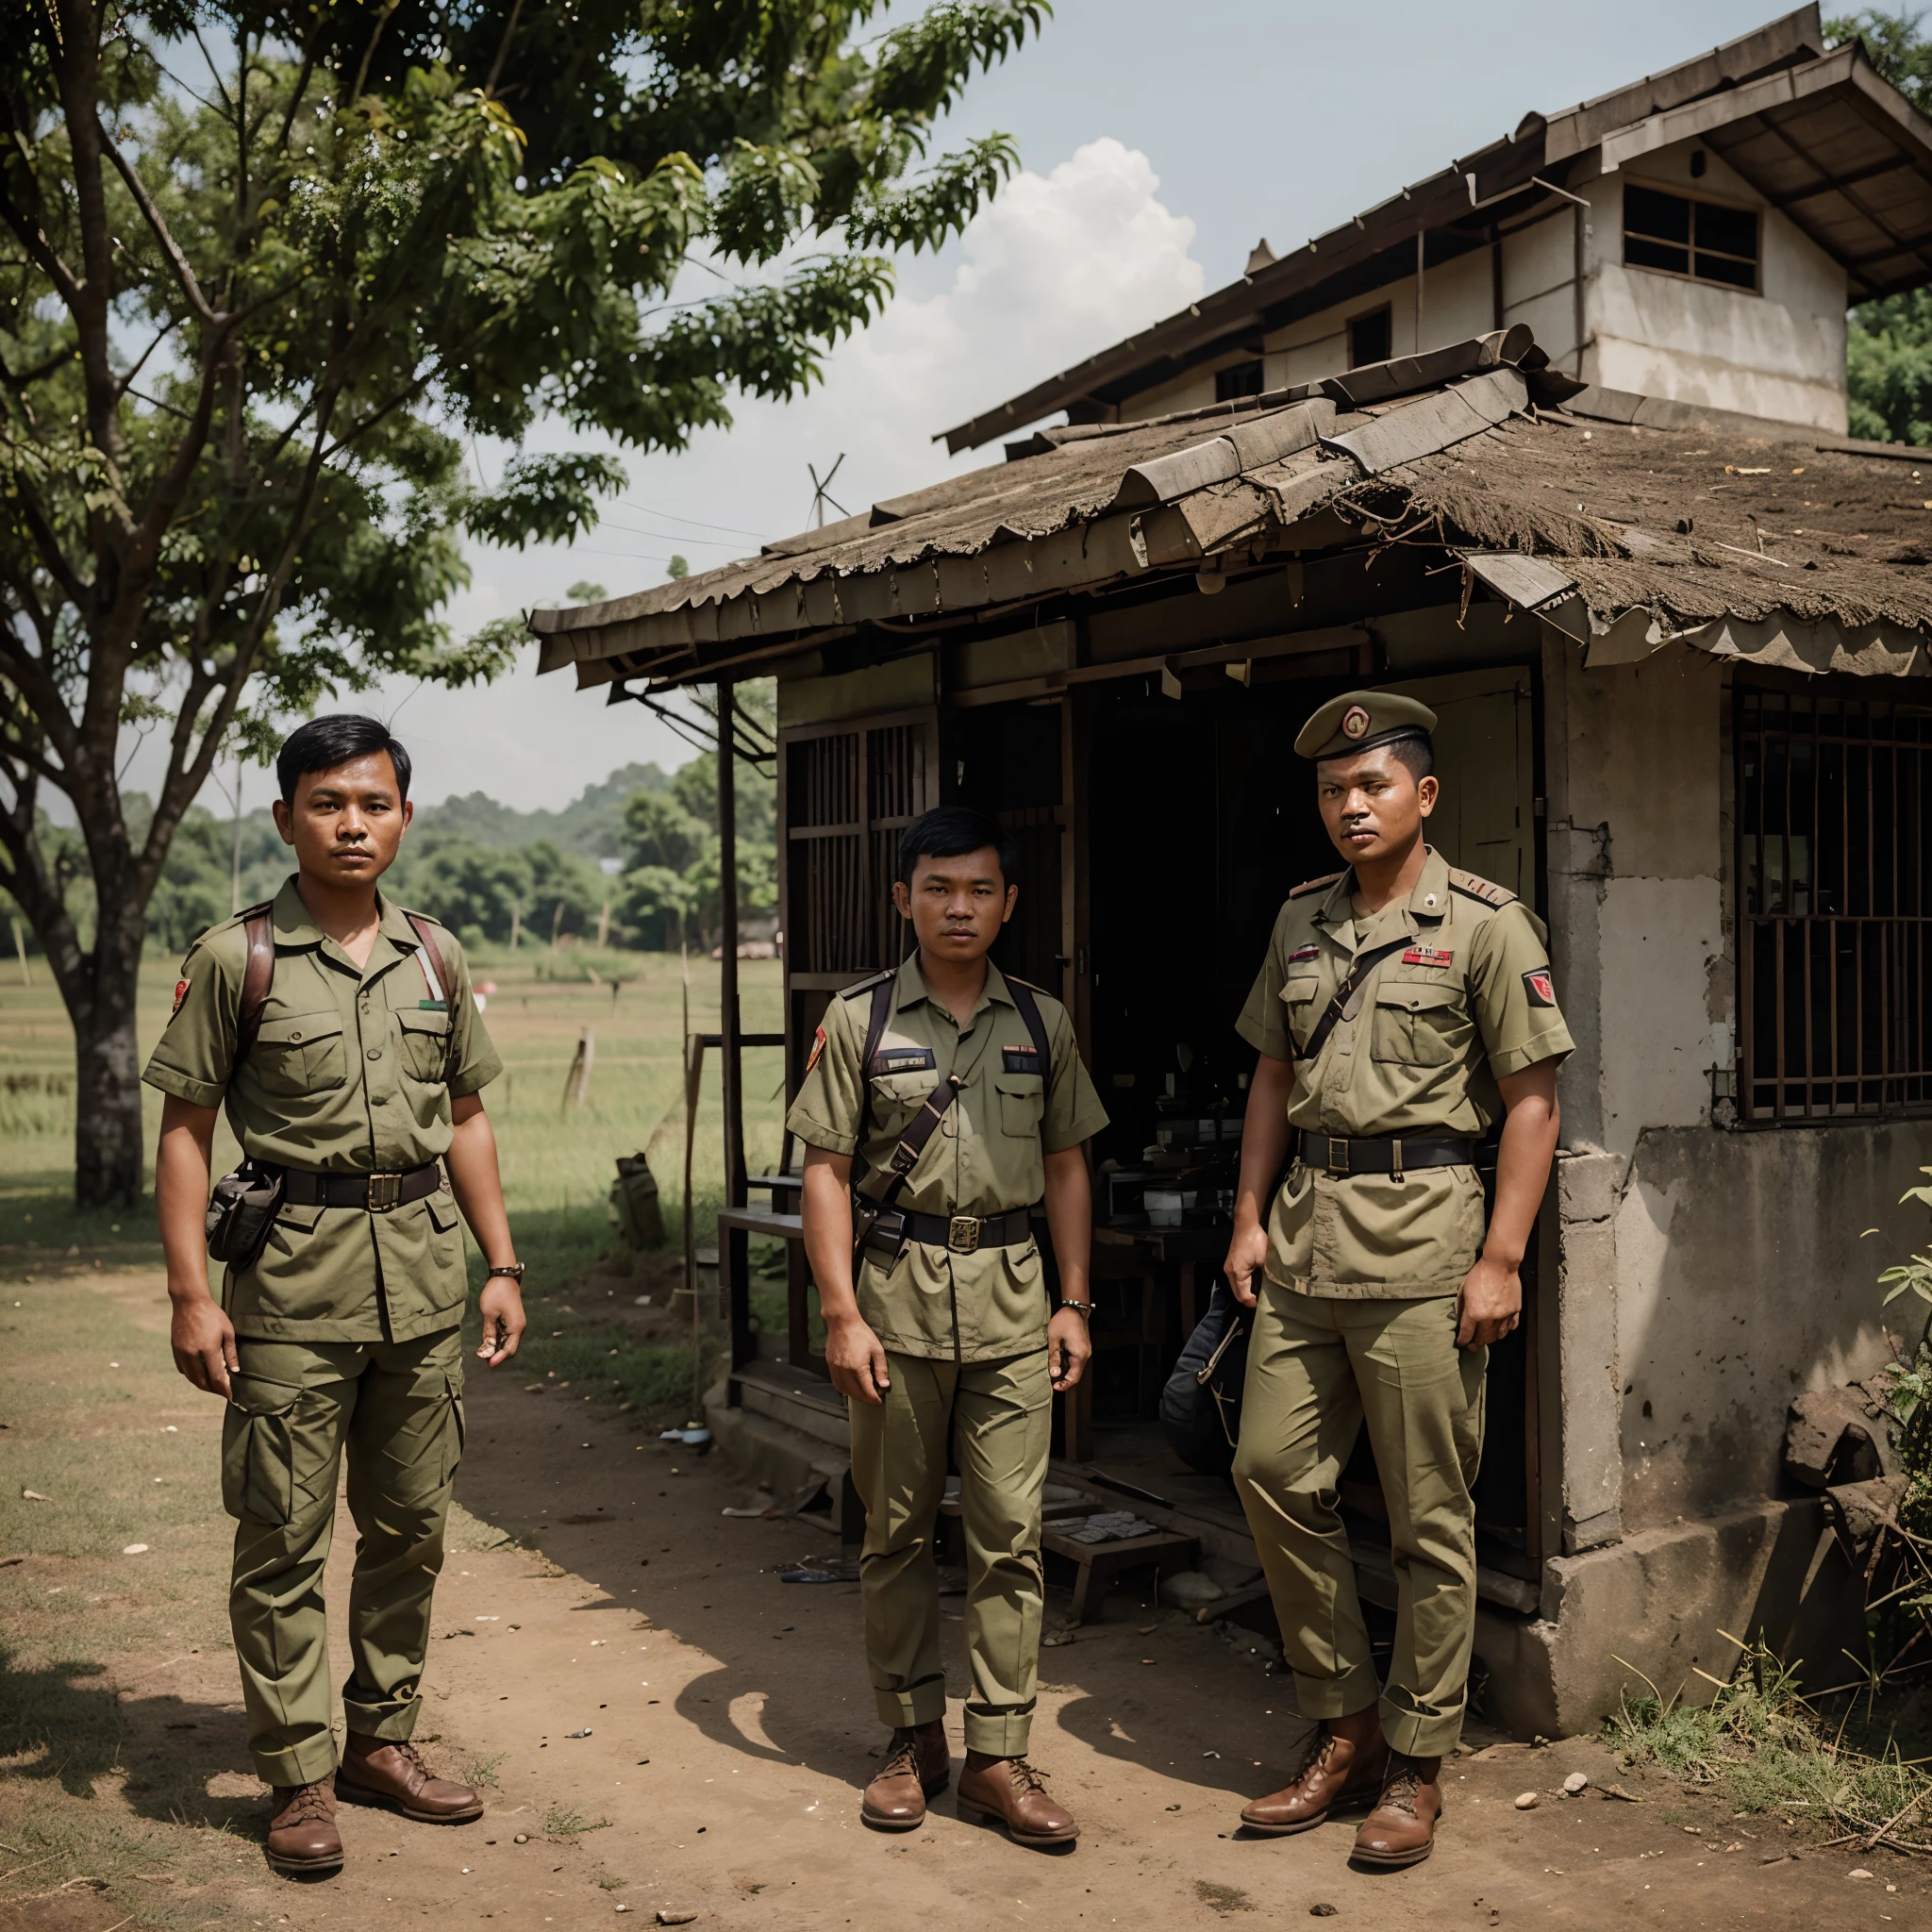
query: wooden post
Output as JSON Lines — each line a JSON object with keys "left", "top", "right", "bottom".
{"left": 717, "top": 678, "right": 746, "bottom": 1210}
{"left": 596, "top": 891, "right": 611, "bottom": 949}
{"left": 509, "top": 901, "right": 522, "bottom": 950}
{"left": 10, "top": 918, "right": 31, "bottom": 988}
{"left": 561, "top": 1026, "right": 595, "bottom": 1109}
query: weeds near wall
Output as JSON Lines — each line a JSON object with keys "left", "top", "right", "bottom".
{"left": 1607, "top": 1641, "right": 1932, "bottom": 1852}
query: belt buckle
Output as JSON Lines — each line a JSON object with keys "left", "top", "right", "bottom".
{"left": 947, "top": 1214, "right": 981, "bottom": 1254}
{"left": 1325, "top": 1137, "right": 1350, "bottom": 1177}
{"left": 367, "top": 1172, "right": 402, "bottom": 1212}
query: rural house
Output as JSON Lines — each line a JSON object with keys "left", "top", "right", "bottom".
{"left": 532, "top": 8, "right": 1932, "bottom": 1736}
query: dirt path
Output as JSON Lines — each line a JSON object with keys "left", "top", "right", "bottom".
{"left": 10, "top": 1271, "right": 1928, "bottom": 1930}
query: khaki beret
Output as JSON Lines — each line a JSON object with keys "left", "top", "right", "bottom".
{"left": 1294, "top": 690, "right": 1438, "bottom": 760}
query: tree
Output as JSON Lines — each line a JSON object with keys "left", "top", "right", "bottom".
{"left": 623, "top": 790, "right": 708, "bottom": 876}
{"left": 2, "top": 0, "right": 1048, "bottom": 1203}
{"left": 1832, "top": 12, "right": 1932, "bottom": 440}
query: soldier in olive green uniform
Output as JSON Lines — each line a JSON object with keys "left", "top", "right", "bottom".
{"left": 1225, "top": 691, "right": 1571, "bottom": 1870}
{"left": 789, "top": 808, "right": 1108, "bottom": 1846}
{"left": 148, "top": 716, "right": 525, "bottom": 1876}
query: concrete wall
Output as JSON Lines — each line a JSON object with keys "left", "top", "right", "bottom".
{"left": 1541, "top": 632, "right": 1929, "bottom": 1557}
{"left": 1587, "top": 142, "right": 1849, "bottom": 431}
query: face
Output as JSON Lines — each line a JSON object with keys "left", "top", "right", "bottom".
{"left": 891, "top": 845, "right": 1017, "bottom": 966}
{"left": 1315, "top": 746, "right": 1437, "bottom": 865}
{"left": 272, "top": 751, "right": 412, "bottom": 887}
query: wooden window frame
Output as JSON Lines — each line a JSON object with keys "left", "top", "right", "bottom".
{"left": 1347, "top": 304, "right": 1392, "bottom": 370}
{"left": 1622, "top": 178, "right": 1761, "bottom": 295}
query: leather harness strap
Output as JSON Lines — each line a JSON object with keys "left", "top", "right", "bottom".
{"left": 1293, "top": 936, "right": 1413, "bottom": 1063}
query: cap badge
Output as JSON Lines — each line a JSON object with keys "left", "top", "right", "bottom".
{"left": 1341, "top": 704, "right": 1371, "bottom": 740}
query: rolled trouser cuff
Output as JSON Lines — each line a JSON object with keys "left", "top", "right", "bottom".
{"left": 1379, "top": 1698, "right": 1463, "bottom": 1759}
{"left": 874, "top": 1682, "right": 949, "bottom": 1730}
{"left": 1291, "top": 1660, "right": 1383, "bottom": 1723}
{"left": 961, "top": 1708, "right": 1033, "bottom": 1757}
{"left": 251, "top": 1735, "right": 341, "bottom": 1789}
{"left": 341, "top": 1682, "right": 422, "bottom": 1740}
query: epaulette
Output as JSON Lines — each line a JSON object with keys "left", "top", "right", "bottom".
{"left": 398, "top": 904, "right": 446, "bottom": 928}
{"left": 838, "top": 968, "right": 896, "bottom": 1001}
{"left": 1289, "top": 871, "right": 1344, "bottom": 899}
{"left": 1004, "top": 973, "right": 1049, "bottom": 996}
{"left": 1447, "top": 866, "right": 1518, "bottom": 908}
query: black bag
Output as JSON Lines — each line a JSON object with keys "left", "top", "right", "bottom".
{"left": 205, "top": 1158, "right": 285, "bottom": 1271}
{"left": 1159, "top": 1278, "right": 1252, "bottom": 1477}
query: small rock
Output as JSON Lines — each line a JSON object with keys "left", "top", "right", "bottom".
{"left": 1514, "top": 1791, "right": 1539, "bottom": 1810}
{"left": 1309, "top": 1907, "right": 1338, "bottom": 1919}
{"left": 1562, "top": 1772, "right": 1589, "bottom": 1795}
{"left": 122, "top": 1542, "right": 149, "bottom": 1555}
{"left": 567, "top": 1727, "right": 592, "bottom": 1739}
{"left": 657, "top": 1913, "right": 698, "bottom": 1926}
{"left": 1159, "top": 1570, "right": 1226, "bottom": 1611}
{"left": 21, "top": 1490, "right": 50, "bottom": 1502}
{"left": 513, "top": 1833, "right": 530, "bottom": 1843}
{"left": 1849, "top": 1869, "right": 1874, "bottom": 1881}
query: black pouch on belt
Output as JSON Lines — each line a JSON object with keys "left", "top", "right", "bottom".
{"left": 206, "top": 1159, "right": 285, "bottom": 1270}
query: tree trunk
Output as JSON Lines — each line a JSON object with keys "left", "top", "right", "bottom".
{"left": 71, "top": 893, "right": 151, "bottom": 1209}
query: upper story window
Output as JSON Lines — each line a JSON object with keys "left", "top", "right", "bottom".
{"left": 1215, "top": 359, "right": 1264, "bottom": 402}
{"left": 1735, "top": 683, "right": 1931, "bottom": 1122}
{"left": 1348, "top": 306, "right": 1391, "bottom": 369}
{"left": 1624, "top": 183, "right": 1759, "bottom": 291}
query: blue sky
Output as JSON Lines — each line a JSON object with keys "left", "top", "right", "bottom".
{"left": 133, "top": 0, "right": 1807, "bottom": 812}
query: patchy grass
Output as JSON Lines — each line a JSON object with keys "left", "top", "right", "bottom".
{"left": 1606, "top": 1641, "right": 1932, "bottom": 1851}
{"left": 543, "top": 1803, "right": 610, "bottom": 1838}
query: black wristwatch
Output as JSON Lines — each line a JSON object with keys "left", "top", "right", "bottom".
{"left": 485, "top": 1262, "right": 526, "bottom": 1282}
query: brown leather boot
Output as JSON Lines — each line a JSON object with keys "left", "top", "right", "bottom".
{"left": 336, "top": 1737, "right": 484, "bottom": 1823}
{"left": 266, "top": 1777, "right": 343, "bottom": 1876}
{"left": 956, "top": 1755, "right": 1078, "bottom": 1847}
{"left": 859, "top": 1722, "right": 950, "bottom": 1831}
{"left": 1240, "top": 1724, "right": 1389, "bottom": 1836}
{"left": 1351, "top": 1752, "right": 1442, "bottom": 1868}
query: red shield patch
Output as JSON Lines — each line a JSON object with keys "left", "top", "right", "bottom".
{"left": 1523, "top": 968, "right": 1557, "bottom": 1008}
{"left": 1402, "top": 946, "right": 1453, "bottom": 968}
{"left": 171, "top": 978, "right": 190, "bottom": 1018}
{"left": 806, "top": 1024, "right": 826, "bottom": 1073}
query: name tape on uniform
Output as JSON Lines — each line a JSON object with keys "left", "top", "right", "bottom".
{"left": 1000, "top": 1045, "right": 1042, "bottom": 1074}
{"left": 874, "top": 1047, "right": 938, "bottom": 1074}
{"left": 1402, "top": 946, "right": 1453, "bottom": 969}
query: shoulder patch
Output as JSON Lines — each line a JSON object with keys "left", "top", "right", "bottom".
{"left": 1289, "top": 871, "right": 1344, "bottom": 899}
{"left": 838, "top": 968, "right": 895, "bottom": 1002}
{"left": 1447, "top": 866, "right": 1518, "bottom": 909}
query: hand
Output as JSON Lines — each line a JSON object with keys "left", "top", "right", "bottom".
{"left": 1048, "top": 1307, "right": 1091, "bottom": 1392}
{"left": 1456, "top": 1254, "right": 1522, "bottom": 1350}
{"left": 476, "top": 1274, "right": 526, "bottom": 1366}
{"left": 825, "top": 1312, "right": 891, "bottom": 1406}
{"left": 1224, "top": 1219, "right": 1270, "bottom": 1309}
{"left": 171, "top": 1292, "right": 239, "bottom": 1397}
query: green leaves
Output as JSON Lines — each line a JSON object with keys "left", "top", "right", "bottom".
{"left": 464, "top": 454, "right": 628, "bottom": 551}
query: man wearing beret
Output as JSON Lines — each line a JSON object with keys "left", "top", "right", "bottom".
{"left": 1223, "top": 691, "right": 1571, "bottom": 1869}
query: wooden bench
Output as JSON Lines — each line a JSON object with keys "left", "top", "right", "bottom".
{"left": 1040, "top": 1525, "right": 1200, "bottom": 1624}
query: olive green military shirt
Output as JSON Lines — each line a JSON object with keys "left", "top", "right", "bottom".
{"left": 142, "top": 877, "right": 502, "bottom": 1344}
{"left": 1235, "top": 846, "right": 1574, "bottom": 1299}
{"left": 786, "top": 956, "right": 1108, "bottom": 1363}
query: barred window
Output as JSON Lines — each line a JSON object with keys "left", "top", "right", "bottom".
{"left": 1736, "top": 684, "right": 1932, "bottom": 1121}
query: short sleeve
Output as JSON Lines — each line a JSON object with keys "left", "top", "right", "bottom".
{"left": 1042, "top": 1006, "right": 1108, "bottom": 1154}
{"left": 441, "top": 934, "right": 504, "bottom": 1098}
{"left": 1468, "top": 905, "right": 1575, "bottom": 1078}
{"left": 1235, "top": 904, "right": 1295, "bottom": 1061}
{"left": 142, "top": 941, "right": 238, "bottom": 1108}
{"left": 786, "top": 991, "right": 867, "bottom": 1157}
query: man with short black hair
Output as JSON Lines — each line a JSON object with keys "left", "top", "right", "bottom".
{"left": 145, "top": 713, "right": 525, "bottom": 1877}
{"left": 789, "top": 806, "right": 1108, "bottom": 1846}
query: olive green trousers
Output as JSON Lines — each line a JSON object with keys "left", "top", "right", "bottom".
{"left": 223, "top": 1327, "right": 465, "bottom": 1787}
{"left": 1231, "top": 1285, "right": 1486, "bottom": 1760}
{"left": 847, "top": 1349, "right": 1052, "bottom": 1757}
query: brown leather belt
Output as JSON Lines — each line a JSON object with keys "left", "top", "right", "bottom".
{"left": 1294, "top": 1132, "right": 1477, "bottom": 1177}
{"left": 900, "top": 1207, "right": 1037, "bottom": 1254}
{"left": 277, "top": 1160, "right": 444, "bottom": 1212}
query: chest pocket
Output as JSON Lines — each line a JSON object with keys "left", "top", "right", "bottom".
{"left": 994, "top": 1074, "right": 1044, "bottom": 1139}
{"left": 1278, "top": 976, "right": 1322, "bottom": 1053}
{"left": 252, "top": 1012, "right": 346, "bottom": 1096}
{"left": 394, "top": 1006, "right": 453, "bottom": 1083}
{"left": 868, "top": 1069, "right": 938, "bottom": 1134}
{"left": 1370, "top": 980, "right": 1470, "bottom": 1068}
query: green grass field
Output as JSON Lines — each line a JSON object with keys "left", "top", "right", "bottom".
{"left": 0, "top": 943, "right": 788, "bottom": 1276}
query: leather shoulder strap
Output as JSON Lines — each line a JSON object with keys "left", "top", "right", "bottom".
{"left": 236, "top": 902, "right": 276, "bottom": 1061}
{"left": 1294, "top": 935, "right": 1412, "bottom": 1063}
{"left": 1004, "top": 976, "right": 1053, "bottom": 1070}
{"left": 401, "top": 908, "right": 456, "bottom": 1004}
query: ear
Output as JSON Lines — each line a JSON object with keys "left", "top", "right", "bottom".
{"left": 400, "top": 799, "right": 413, "bottom": 832}
{"left": 1417, "top": 774, "right": 1440, "bottom": 819}
{"left": 891, "top": 878, "right": 911, "bottom": 920}
{"left": 1001, "top": 882, "right": 1018, "bottom": 926}
{"left": 271, "top": 798, "right": 294, "bottom": 846}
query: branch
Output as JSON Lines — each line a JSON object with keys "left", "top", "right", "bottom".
{"left": 95, "top": 118, "right": 221, "bottom": 326}
{"left": 0, "top": 182, "right": 84, "bottom": 309}
{"left": 484, "top": 0, "right": 531, "bottom": 97}
{"left": 0, "top": 343, "right": 77, "bottom": 391}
